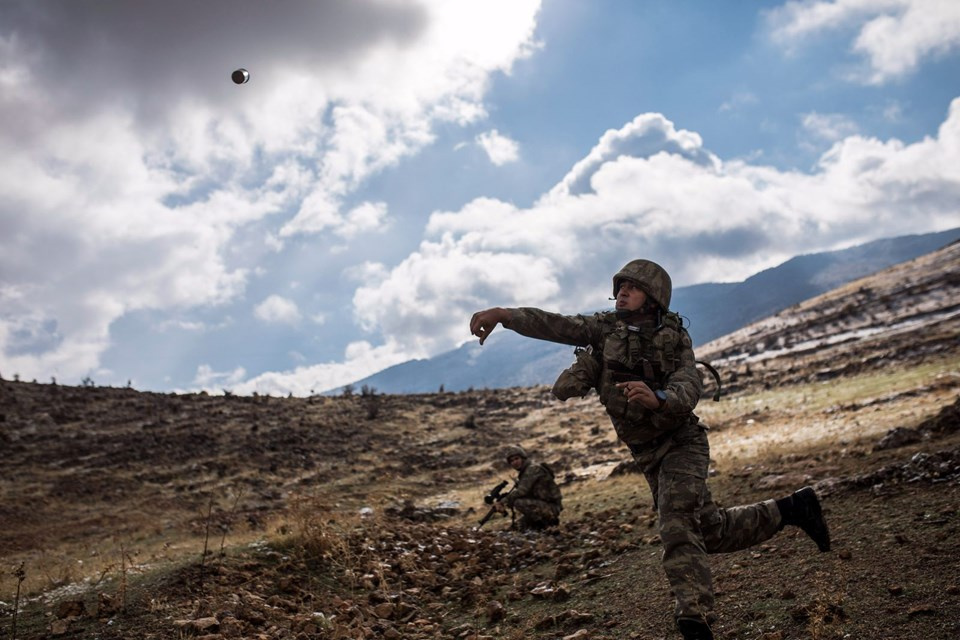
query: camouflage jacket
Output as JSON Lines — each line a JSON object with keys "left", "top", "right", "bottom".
{"left": 504, "top": 307, "right": 703, "bottom": 446}
{"left": 504, "top": 459, "right": 563, "bottom": 510}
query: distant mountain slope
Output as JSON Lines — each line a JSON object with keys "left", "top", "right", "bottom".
{"left": 333, "top": 228, "right": 960, "bottom": 394}
{"left": 696, "top": 237, "right": 960, "bottom": 394}
{"left": 673, "top": 227, "right": 960, "bottom": 346}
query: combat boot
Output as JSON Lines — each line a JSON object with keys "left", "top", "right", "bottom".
{"left": 677, "top": 618, "right": 714, "bottom": 640}
{"left": 777, "top": 486, "right": 831, "bottom": 552}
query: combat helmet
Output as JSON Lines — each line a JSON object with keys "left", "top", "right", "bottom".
{"left": 612, "top": 259, "right": 672, "bottom": 310}
{"left": 504, "top": 445, "right": 528, "bottom": 461}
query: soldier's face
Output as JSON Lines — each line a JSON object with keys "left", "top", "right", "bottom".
{"left": 616, "top": 281, "right": 647, "bottom": 312}
{"left": 508, "top": 455, "right": 524, "bottom": 469}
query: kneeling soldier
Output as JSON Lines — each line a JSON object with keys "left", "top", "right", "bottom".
{"left": 495, "top": 445, "right": 563, "bottom": 531}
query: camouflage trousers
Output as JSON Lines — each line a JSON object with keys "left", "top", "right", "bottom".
{"left": 630, "top": 418, "right": 782, "bottom": 625}
{"left": 512, "top": 497, "right": 561, "bottom": 531}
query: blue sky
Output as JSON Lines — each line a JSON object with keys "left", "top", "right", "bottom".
{"left": 1, "top": 0, "right": 958, "bottom": 395}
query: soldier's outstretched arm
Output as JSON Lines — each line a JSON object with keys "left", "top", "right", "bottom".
{"left": 470, "top": 307, "right": 510, "bottom": 345}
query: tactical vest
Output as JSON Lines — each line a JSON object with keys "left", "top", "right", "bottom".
{"left": 601, "top": 310, "right": 684, "bottom": 386}
{"left": 552, "top": 310, "right": 721, "bottom": 408}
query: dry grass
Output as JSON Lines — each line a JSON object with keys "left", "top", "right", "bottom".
{"left": 698, "top": 353, "right": 960, "bottom": 467}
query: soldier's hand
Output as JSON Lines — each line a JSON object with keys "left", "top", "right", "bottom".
{"left": 493, "top": 502, "right": 506, "bottom": 514}
{"left": 470, "top": 308, "right": 508, "bottom": 345}
{"left": 616, "top": 380, "right": 660, "bottom": 410}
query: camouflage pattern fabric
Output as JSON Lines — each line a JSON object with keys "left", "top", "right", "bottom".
{"left": 552, "top": 346, "right": 602, "bottom": 400}
{"left": 505, "top": 459, "right": 562, "bottom": 530}
{"left": 511, "top": 497, "right": 560, "bottom": 530}
{"left": 504, "top": 306, "right": 784, "bottom": 625}
{"left": 633, "top": 418, "right": 782, "bottom": 623}
{"left": 505, "top": 307, "right": 703, "bottom": 446}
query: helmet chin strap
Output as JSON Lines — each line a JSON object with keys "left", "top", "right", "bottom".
{"left": 615, "top": 304, "right": 662, "bottom": 326}
{"left": 615, "top": 307, "right": 645, "bottom": 321}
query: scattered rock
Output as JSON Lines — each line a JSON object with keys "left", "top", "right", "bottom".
{"left": 486, "top": 600, "right": 505, "bottom": 623}
{"left": 874, "top": 426, "right": 923, "bottom": 450}
{"left": 55, "top": 599, "right": 85, "bottom": 619}
{"left": 906, "top": 604, "right": 936, "bottom": 618}
{"left": 49, "top": 619, "right": 71, "bottom": 635}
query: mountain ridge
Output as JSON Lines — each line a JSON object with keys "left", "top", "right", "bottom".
{"left": 333, "top": 227, "right": 960, "bottom": 394}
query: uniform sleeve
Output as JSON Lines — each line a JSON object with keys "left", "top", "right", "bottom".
{"left": 661, "top": 329, "right": 703, "bottom": 414}
{"left": 504, "top": 464, "right": 547, "bottom": 507}
{"left": 503, "top": 308, "right": 603, "bottom": 347}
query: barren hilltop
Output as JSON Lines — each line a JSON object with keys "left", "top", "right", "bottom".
{"left": 2, "top": 241, "right": 959, "bottom": 640}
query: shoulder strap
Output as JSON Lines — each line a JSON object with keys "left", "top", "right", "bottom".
{"left": 696, "top": 360, "right": 723, "bottom": 401}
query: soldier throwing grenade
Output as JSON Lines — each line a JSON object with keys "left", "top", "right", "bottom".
{"left": 470, "top": 259, "right": 831, "bottom": 640}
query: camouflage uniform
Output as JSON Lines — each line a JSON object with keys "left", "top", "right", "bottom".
{"left": 504, "top": 457, "right": 563, "bottom": 531}
{"left": 503, "top": 303, "right": 781, "bottom": 625}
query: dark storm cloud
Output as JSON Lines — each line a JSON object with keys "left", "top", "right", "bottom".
{"left": 1, "top": 0, "right": 427, "bottom": 124}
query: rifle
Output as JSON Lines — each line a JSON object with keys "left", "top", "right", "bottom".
{"left": 477, "top": 479, "right": 513, "bottom": 528}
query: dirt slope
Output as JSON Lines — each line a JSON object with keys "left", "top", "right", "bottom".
{"left": 1, "top": 241, "right": 959, "bottom": 640}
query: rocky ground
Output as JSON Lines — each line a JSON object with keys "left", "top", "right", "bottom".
{"left": 1, "top": 241, "right": 958, "bottom": 640}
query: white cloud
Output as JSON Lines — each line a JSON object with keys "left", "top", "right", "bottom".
{"left": 0, "top": 0, "right": 543, "bottom": 383}
{"left": 339, "top": 201, "right": 390, "bottom": 239}
{"left": 193, "top": 364, "right": 247, "bottom": 388}
{"left": 348, "top": 99, "right": 960, "bottom": 366}
{"left": 801, "top": 112, "right": 861, "bottom": 142}
{"left": 228, "top": 338, "right": 418, "bottom": 395}
{"left": 254, "top": 295, "right": 302, "bottom": 325}
{"left": 476, "top": 129, "right": 520, "bottom": 165}
{"left": 881, "top": 100, "right": 904, "bottom": 122}
{"left": 545, "top": 113, "right": 717, "bottom": 200}
{"left": 719, "top": 91, "right": 759, "bottom": 113}
{"left": 177, "top": 97, "right": 960, "bottom": 395}
{"left": 768, "top": 0, "right": 960, "bottom": 84}
{"left": 343, "top": 261, "right": 391, "bottom": 284}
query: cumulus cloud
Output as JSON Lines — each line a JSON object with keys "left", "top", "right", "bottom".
{"left": 802, "top": 112, "right": 861, "bottom": 142}
{"left": 476, "top": 129, "right": 520, "bottom": 165}
{"left": 546, "top": 113, "right": 718, "bottom": 199}
{"left": 0, "top": 0, "right": 542, "bottom": 382}
{"left": 254, "top": 295, "right": 301, "bottom": 325}
{"left": 193, "top": 364, "right": 247, "bottom": 388}
{"left": 350, "top": 100, "right": 960, "bottom": 362}
{"left": 768, "top": 0, "right": 960, "bottom": 84}
{"left": 282, "top": 199, "right": 390, "bottom": 238}
{"left": 225, "top": 338, "right": 418, "bottom": 396}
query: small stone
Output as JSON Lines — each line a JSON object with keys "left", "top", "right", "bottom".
{"left": 486, "top": 600, "right": 505, "bottom": 623}
{"left": 50, "top": 619, "right": 71, "bottom": 635}
{"left": 56, "top": 600, "right": 85, "bottom": 619}
{"left": 906, "top": 604, "right": 936, "bottom": 618}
